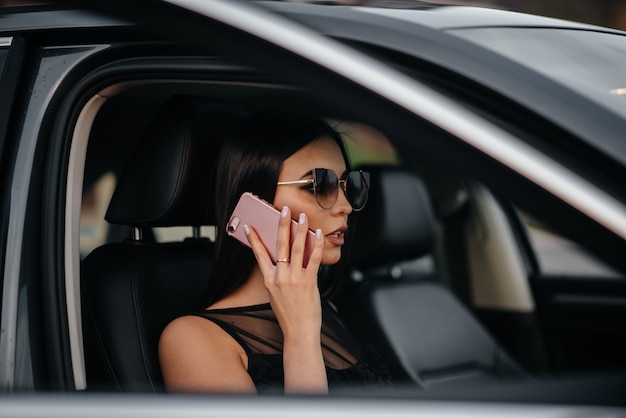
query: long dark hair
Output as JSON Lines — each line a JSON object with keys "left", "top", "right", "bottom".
{"left": 201, "top": 109, "right": 354, "bottom": 308}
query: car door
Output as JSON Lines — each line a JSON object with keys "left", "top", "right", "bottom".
{"left": 453, "top": 184, "right": 626, "bottom": 378}
{"left": 439, "top": 25, "right": 626, "bottom": 378}
{"left": 0, "top": 10, "right": 119, "bottom": 390}
{"left": 0, "top": 36, "right": 12, "bottom": 279}
{"left": 522, "top": 209, "right": 626, "bottom": 376}
{"left": 0, "top": 35, "right": 25, "bottom": 277}
{"left": 0, "top": 34, "right": 28, "bottom": 390}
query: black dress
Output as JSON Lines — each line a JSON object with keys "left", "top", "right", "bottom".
{"left": 191, "top": 301, "right": 392, "bottom": 393}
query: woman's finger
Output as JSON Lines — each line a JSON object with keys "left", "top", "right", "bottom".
{"left": 305, "top": 228, "right": 324, "bottom": 273}
{"left": 288, "top": 212, "right": 305, "bottom": 269}
{"left": 244, "top": 225, "right": 275, "bottom": 275}
{"left": 276, "top": 205, "right": 292, "bottom": 265}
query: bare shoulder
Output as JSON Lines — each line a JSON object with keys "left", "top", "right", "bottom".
{"left": 158, "top": 314, "right": 255, "bottom": 393}
{"left": 160, "top": 315, "right": 224, "bottom": 347}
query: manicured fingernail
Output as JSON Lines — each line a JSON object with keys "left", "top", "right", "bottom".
{"left": 299, "top": 213, "right": 306, "bottom": 224}
{"left": 243, "top": 225, "right": 250, "bottom": 235}
{"left": 316, "top": 229, "right": 322, "bottom": 239}
{"left": 281, "top": 206, "right": 288, "bottom": 217}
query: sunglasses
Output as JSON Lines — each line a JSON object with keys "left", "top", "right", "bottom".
{"left": 277, "top": 168, "right": 370, "bottom": 211}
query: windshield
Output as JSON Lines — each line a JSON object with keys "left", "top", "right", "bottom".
{"left": 449, "top": 28, "right": 626, "bottom": 119}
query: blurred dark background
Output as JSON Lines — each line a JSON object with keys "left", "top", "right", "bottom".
{"left": 440, "top": 0, "right": 626, "bottom": 31}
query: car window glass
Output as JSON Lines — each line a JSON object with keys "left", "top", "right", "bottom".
{"left": 80, "top": 173, "right": 116, "bottom": 258}
{"left": 333, "top": 120, "right": 399, "bottom": 167}
{"left": 520, "top": 211, "right": 623, "bottom": 278}
{"left": 449, "top": 28, "right": 626, "bottom": 119}
{"left": 153, "top": 226, "right": 216, "bottom": 242}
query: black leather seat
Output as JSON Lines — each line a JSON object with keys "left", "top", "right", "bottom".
{"left": 339, "top": 165, "right": 528, "bottom": 388}
{"left": 81, "top": 95, "right": 245, "bottom": 392}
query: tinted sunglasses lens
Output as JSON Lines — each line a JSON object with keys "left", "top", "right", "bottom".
{"left": 315, "top": 169, "right": 339, "bottom": 209}
{"left": 346, "top": 171, "right": 369, "bottom": 210}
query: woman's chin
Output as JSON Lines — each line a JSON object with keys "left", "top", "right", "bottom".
{"left": 321, "top": 250, "right": 342, "bottom": 266}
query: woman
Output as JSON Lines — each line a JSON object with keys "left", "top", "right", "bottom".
{"left": 159, "top": 109, "right": 391, "bottom": 394}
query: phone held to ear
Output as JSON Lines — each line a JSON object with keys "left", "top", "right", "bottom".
{"left": 227, "top": 192, "right": 316, "bottom": 267}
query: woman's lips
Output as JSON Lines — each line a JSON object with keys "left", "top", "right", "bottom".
{"left": 325, "top": 229, "right": 346, "bottom": 246}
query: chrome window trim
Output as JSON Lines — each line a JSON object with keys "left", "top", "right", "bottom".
{"left": 0, "top": 37, "right": 12, "bottom": 47}
{"left": 166, "top": 0, "right": 626, "bottom": 240}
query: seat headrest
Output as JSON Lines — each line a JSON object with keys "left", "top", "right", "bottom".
{"left": 106, "top": 95, "right": 246, "bottom": 227}
{"left": 348, "top": 166, "right": 436, "bottom": 270}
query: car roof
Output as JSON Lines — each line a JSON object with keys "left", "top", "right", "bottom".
{"left": 255, "top": 1, "right": 626, "bottom": 170}
{"left": 3, "top": 0, "right": 625, "bottom": 214}
{"left": 347, "top": 5, "right": 625, "bottom": 32}
{"left": 260, "top": 1, "right": 626, "bottom": 33}
{"left": 2, "top": 1, "right": 623, "bottom": 38}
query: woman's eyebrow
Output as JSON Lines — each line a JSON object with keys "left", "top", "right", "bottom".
{"left": 297, "top": 169, "right": 315, "bottom": 179}
{"left": 279, "top": 170, "right": 314, "bottom": 182}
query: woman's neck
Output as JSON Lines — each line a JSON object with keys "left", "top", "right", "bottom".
{"left": 205, "top": 265, "right": 269, "bottom": 310}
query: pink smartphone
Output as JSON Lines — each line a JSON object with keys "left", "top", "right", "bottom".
{"left": 226, "top": 192, "right": 316, "bottom": 267}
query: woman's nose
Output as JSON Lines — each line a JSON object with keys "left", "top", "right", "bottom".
{"left": 335, "top": 189, "right": 353, "bottom": 215}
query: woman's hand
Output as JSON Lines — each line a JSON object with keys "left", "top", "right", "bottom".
{"left": 244, "top": 206, "right": 327, "bottom": 393}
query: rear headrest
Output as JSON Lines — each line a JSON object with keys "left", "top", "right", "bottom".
{"left": 348, "top": 166, "right": 436, "bottom": 270}
{"left": 106, "top": 95, "right": 246, "bottom": 227}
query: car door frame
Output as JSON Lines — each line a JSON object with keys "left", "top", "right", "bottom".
{"left": 3, "top": 0, "right": 626, "bottom": 397}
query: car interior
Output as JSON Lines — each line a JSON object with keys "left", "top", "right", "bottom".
{"left": 81, "top": 95, "right": 245, "bottom": 392}
{"left": 80, "top": 94, "right": 529, "bottom": 392}
{"left": 78, "top": 84, "right": 533, "bottom": 393}
{"left": 70, "top": 60, "right": 625, "bottom": 401}
{"left": 336, "top": 164, "right": 530, "bottom": 388}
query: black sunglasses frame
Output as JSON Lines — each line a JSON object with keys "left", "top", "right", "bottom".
{"left": 277, "top": 168, "right": 370, "bottom": 211}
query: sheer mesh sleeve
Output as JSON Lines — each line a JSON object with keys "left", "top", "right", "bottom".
{"left": 192, "top": 301, "right": 392, "bottom": 391}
